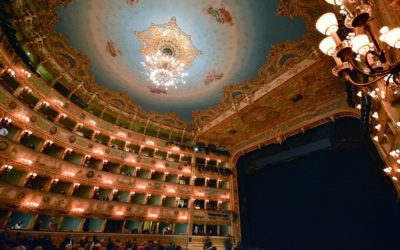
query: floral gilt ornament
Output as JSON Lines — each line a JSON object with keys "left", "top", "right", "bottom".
{"left": 135, "top": 17, "right": 202, "bottom": 90}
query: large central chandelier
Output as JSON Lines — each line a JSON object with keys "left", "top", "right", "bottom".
{"left": 135, "top": 17, "right": 201, "bottom": 91}
{"left": 316, "top": 0, "right": 400, "bottom": 86}
{"left": 141, "top": 50, "right": 187, "bottom": 90}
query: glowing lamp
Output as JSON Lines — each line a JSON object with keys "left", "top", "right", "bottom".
{"left": 316, "top": 13, "right": 338, "bottom": 35}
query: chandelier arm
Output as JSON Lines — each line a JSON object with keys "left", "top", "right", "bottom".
{"left": 344, "top": 74, "right": 386, "bottom": 86}
{"left": 364, "top": 50, "right": 390, "bottom": 74}
{"left": 347, "top": 57, "right": 391, "bottom": 77}
{"left": 364, "top": 24, "right": 387, "bottom": 63}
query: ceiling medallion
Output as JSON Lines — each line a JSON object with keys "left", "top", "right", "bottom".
{"left": 135, "top": 17, "right": 202, "bottom": 90}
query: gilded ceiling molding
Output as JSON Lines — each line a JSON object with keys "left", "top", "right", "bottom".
{"left": 135, "top": 17, "right": 202, "bottom": 68}
{"left": 277, "top": 0, "right": 332, "bottom": 26}
{"left": 230, "top": 96, "right": 359, "bottom": 165}
{"left": 192, "top": 33, "right": 322, "bottom": 129}
{"left": 195, "top": 58, "right": 353, "bottom": 148}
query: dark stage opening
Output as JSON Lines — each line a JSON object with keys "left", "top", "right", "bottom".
{"left": 237, "top": 118, "right": 400, "bottom": 250}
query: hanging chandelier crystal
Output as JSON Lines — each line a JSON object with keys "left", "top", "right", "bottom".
{"left": 135, "top": 17, "right": 201, "bottom": 91}
{"left": 316, "top": 0, "right": 400, "bottom": 86}
{"left": 141, "top": 50, "right": 188, "bottom": 90}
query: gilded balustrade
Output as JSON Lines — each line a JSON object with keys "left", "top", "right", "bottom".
{"left": 0, "top": 181, "right": 190, "bottom": 222}
{"left": 0, "top": 84, "right": 231, "bottom": 183}
{"left": 0, "top": 136, "right": 230, "bottom": 202}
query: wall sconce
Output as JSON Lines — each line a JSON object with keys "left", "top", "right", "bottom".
{"left": 113, "top": 189, "right": 118, "bottom": 193}
{"left": 145, "top": 140, "right": 155, "bottom": 146}
{"left": 54, "top": 99, "right": 65, "bottom": 107}
{"left": 23, "top": 130, "right": 32, "bottom": 137}
{"left": 28, "top": 172, "right": 37, "bottom": 179}
{"left": 53, "top": 178, "right": 59, "bottom": 184}
{"left": 117, "top": 132, "right": 126, "bottom": 137}
{"left": 1, "top": 164, "right": 13, "bottom": 173}
{"left": 63, "top": 171, "right": 75, "bottom": 177}
{"left": 171, "top": 146, "right": 180, "bottom": 151}
{"left": 73, "top": 183, "right": 80, "bottom": 188}
{"left": 1, "top": 117, "right": 12, "bottom": 125}
{"left": 93, "top": 149, "right": 104, "bottom": 155}
{"left": 20, "top": 68, "right": 32, "bottom": 78}
{"left": 6, "top": 68, "right": 15, "bottom": 77}
{"left": 17, "top": 114, "right": 29, "bottom": 123}
{"left": 103, "top": 180, "right": 113, "bottom": 184}
{"left": 71, "top": 207, "right": 85, "bottom": 213}
{"left": 24, "top": 201, "right": 39, "bottom": 208}
{"left": 19, "top": 158, "right": 32, "bottom": 165}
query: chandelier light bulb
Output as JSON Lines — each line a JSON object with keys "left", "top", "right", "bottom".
{"left": 142, "top": 51, "right": 187, "bottom": 90}
{"left": 319, "top": 36, "right": 337, "bottom": 56}
{"left": 325, "top": 0, "right": 342, "bottom": 5}
{"left": 316, "top": 13, "right": 339, "bottom": 36}
{"left": 381, "top": 27, "right": 400, "bottom": 48}
{"left": 351, "top": 34, "right": 371, "bottom": 55}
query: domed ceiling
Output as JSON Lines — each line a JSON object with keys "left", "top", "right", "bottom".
{"left": 55, "top": 0, "right": 305, "bottom": 120}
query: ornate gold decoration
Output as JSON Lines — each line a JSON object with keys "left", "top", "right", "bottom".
{"left": 7, "top": 0, "right": 352, "bottom": 144}
{"left": 135, "top": 17, "right": 201, "bottom": 68}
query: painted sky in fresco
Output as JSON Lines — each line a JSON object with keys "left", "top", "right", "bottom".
{"left": 56, "top": 0, "right": 305, "bottom": 120}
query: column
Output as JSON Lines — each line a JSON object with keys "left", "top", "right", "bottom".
{"left": 156, "top": 127, "right": 161, "bottom": 138}
{"left": 86, "top": 93, "right": 97, "bottom": 105}
{"left": 129, "top": 113, "right": 137, "bottom": 130}
{"left": 143, "top": 118, "right": 150, "bottom": 135}
{"left": 168, "top": 129, "right": 173, "bottom": 140}
{"left": 180, "top": 129, "right": 185, "bottom": 144}
{"left": 99, "top": 107, "right": 107, "bottom": 118}
{"left": 115, "top": 112, "right": 122, "bottom": 125}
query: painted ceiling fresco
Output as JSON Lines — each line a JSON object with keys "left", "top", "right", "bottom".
{"left": 55, "top": 0, "right": 306, "bottom": 120}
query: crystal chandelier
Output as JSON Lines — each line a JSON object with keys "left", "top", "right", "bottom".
{"left": 141, "top": 50, "right": 188, "bottom": 90}
{"left": 316, "top": 0, "right": 400, "bottom": 86}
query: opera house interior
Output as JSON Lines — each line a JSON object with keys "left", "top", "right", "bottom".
{"left": 0, "top": 0, "right": 400, "bottom": 249}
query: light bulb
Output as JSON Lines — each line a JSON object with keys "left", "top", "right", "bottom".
{"left": 383, "top": 27, "right": 400, "bottom": 48}
{"left": 319, "top": 36, "right": 337, "bottom": 56}
{"left": 316, "top": 13, "right": 339, "bottom": 35}
{"left": 325, "top": 0, "right": 342, "bottom": 5}
{"left": 351, "top": 35, "right": 371, "bottom": 55}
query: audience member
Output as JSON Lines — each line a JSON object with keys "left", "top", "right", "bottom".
{"left": 0, "top": 232, "right": 208, "bottom": 250}
{"left": 13, "top": 220, "right": 23, "bottom": 229}
{"left": 0, "top": 125, "right": 8, "bottom": 136}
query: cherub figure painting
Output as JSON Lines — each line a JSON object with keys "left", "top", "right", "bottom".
{"left": 148, "top": 85, "right": 167, "bottom": 94}
{"left": 205, "top": 70, "right": 224, "bottom": 86}
{"left": 204, "top": 0, "right": 233, "bottom": 26}
{"left": 105, "top": 40, "right": 123, "bottom": 57}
